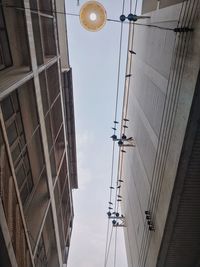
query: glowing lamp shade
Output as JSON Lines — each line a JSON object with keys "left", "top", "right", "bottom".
{"left": 79, "top": 1, "right": 107, "bottom": 32}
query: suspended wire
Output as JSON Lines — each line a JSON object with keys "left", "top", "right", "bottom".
{"left": 109, "top": 143, "right": 116, "bottom": 204}
{"left": 0, "top": 3, "right": 80, "bottom": 16}
{"left": 0, "top": 3, "right": 178, "bottom": 31}
{"left": 107, "top": 1, "right": 135, "bottom": 266}
{"left": 120, "top": 3, "right": 135, "bottom": 148}
{"left": 113, "top": 0, "right": 135, "bottom": 222}
{"left": 107, "top": 18, "right": 177, "bottom": 31}
{"left": 114, "top": 23, "right": 125, "bottom": 122}
{"left": 104, "top": 0, "right": 127, "bottom": 265}
{"left": 104, "top": 143, "right": 116, "bottom": 267}
{"left": 130, "top": 0, "right": 132, "bottom": 14}
{"left": 134, "top": 0, "right": 138, "bottom": 14}
{"left": 117, "top": 24, "right": 134, "bottom": 267}
{"left": 107, "top": 1, "right": 134, "bottom": 266}
{"left": 111, "top": 151, "right": 123, "bottom": 267}
{"left": 114, "top": 227, "right": 118, "bottom": 267}
{"left": 112, "top": 0, "right": 127, "bottom": 217}
{"left": 104, "top": 219, "right": 110, "bottom": 267}
{"left": 116, "top": 7, "right": 136, "bottom": 214}
{"left": 104, "top": 226, "right": 114, "bottom": 266}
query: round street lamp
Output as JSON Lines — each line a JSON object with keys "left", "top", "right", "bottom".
{"left": 79, "top": 1, "right": 107, "bottom": 32}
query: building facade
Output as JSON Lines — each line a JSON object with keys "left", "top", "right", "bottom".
{"left": 120, "top": 0, "right": 200, "bottom": 266}
{"left": 0, "top": 0, "right": 78, "bottom": 267}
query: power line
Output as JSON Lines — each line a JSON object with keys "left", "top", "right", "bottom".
{"left": 104, "top": 0, "right": 126, "bottom": 264}
{"left": 114, "top": 23, "right": 124, "bottom": 124}
{"left": 114, "top": 227, "right": 118, "bottom": 267}
{"left": 134, "top": 0, "right": 138, "bottom": 14}
{"left": 104, "top": 219, "right": 111, "bottom": 267}
{"left": 107, "top": 18, "right": 177, "bottom": 31}
{"left": 104, "top": 226, "right": 114, "bottom": 266}
{"left": 104, "top": 142, "right": 116, "bottom": 267}
{"left": 0, "top": 3, "right": 79, "bottom": 16}
{"left": 0, "top": 3, "right": 184, "bottom": 32}
{"left": 130, "top": 0, "right": 132, "bottom": 14}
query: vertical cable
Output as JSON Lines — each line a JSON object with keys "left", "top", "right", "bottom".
{"left": 134, "top": 0, "right": 138, "bottom": 14}
{"left": 114, "top": 227, "right": 118, "bottom": 267}
{"left": 104, "top": 0, "right": 126, "bottom": 266}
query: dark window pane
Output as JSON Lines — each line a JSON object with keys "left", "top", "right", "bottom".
{"left": 0, "top": 46, "right": 4, "bottom": 69}
{"left": 51, "top": 96, "right": 62, "bottom": 138}
{"left": 0, "top": 30, "right": 12, "bottom": 67}
{"left": 46, "top": 64, "right": 60, "bottom": 104}
{"left": 27, "top": 173, "right": 33, "bottom": 192}
{"left": 20, "top": 183, "right": 29, "bottom": 205}
{"left": 30, "top": 0, "right": 38, "bottom": 10}
{"left": 7, "top": 123, "right": 18, "bottom": 145}
{"left": 20, "top": 135, "right": 26, "bottom": 149}
{"left": 16, "top": 113, "right": 23, "bottom": 134}
{"left": 0, "top": 6, "right": 12, "bottom": 70}
{"left": 11, "top": 91, "right": 19, "bottom": 112}
{"left": 1, "top": 97, "right": 14, "bottom": 121}
{"left": 40, "top": 72, "right": 49, "bottom": 115}
{"left": 41, "top": 17, "right": 56, "bottom": 57}
{"left": 0, "top": 7, "right": 4, "bottom": 28}
{"left": 50, "top": 150, "right": 57, "bottom": 179}
{"left": 31, "top": 13, "right": 43, "bottom": 66}
{"left": 45, "top": 114, "right": 53, "bottom": 151}
{"left": 39, "top": 0, "right": 53, "bottom": 14}
{"left": 16, "top": 164, "right": 26, "bottom": 188}
{"left": 11, "top": 143, "right": 21, "bottom": 163}
{"left": 24, "top": 153, "right": 30, "bottom": 173}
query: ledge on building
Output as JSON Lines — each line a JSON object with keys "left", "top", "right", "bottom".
{"left": 62, "top": 68, "right": 78, "bottom": 189}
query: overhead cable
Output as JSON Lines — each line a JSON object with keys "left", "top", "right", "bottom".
{"left": 104, "top": 0, "right": 126, "bottom": 265}
{"left": 0, "top": 3, "right": 190, "bottom": 32}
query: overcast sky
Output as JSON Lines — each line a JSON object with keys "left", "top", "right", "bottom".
{"left": 65, "top": 1, "right": 142, "bottom": 266}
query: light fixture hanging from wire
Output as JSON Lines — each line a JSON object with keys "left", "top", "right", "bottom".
{"left": 79, "top": 1, "right": 107, "bottom": 32}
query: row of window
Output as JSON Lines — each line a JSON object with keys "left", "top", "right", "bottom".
{"left": 0, "top": 0, "right": 72, "bottom": 265}
{"left": 0, "top": 127, "right": 32, "bottom": 267}
{"left": 0, "top": 78, "right": 72, "bottom": 265}
{"left": 0, "top": 0, "right": 58, "bottom": 72}
{"left": 1, "top": 90, "right": 34, "bottom": 204}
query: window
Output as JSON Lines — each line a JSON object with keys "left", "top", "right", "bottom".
{"left": 0, "top": 4, "right": 12, "bottom": 70}
{"left": 1, "top": 92, "right": 34, "bottom": 206}
{"left": 35, "top": 235, "right": 47, "bottom": 267}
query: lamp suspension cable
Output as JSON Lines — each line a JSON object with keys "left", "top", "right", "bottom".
{"left": 0, "top": 3, "right": 191, "bottom": 32}
{"left": 134, "top": 0, "right": 138, "bottom": 14}
{"left": 130, "top": 0, "right": 133, "bottom": 14}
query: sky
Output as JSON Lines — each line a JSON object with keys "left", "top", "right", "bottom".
{"left": 65, "top": 1, "right": 142, "bottom": 266}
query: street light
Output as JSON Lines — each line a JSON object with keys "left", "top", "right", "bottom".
{"left": 79, "top": 1, "right": 107, "bottom": 32}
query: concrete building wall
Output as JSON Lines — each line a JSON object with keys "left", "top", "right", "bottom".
{"left": 0, "top": 0, "right": 77, "bottom": 267}
{"left": 121, "top": 1, "right": 200, "bottom": 266}
{"left": 142, "top": 0, "right": 184, "bottom": 14}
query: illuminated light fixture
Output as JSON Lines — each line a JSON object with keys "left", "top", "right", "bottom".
{"left": 79, "top": 1, "right": 107, "bottom": 32}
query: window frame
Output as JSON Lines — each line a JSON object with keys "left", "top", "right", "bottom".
{"left": 0, "top": 4, "right": 13, "bottom": 70}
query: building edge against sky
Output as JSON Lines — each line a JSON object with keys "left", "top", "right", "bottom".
{"left": 0, "top": 0, "right": 78, "bottom": 267}
{"left": 120, "top": 0, "right": 200, "bottom": 267}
